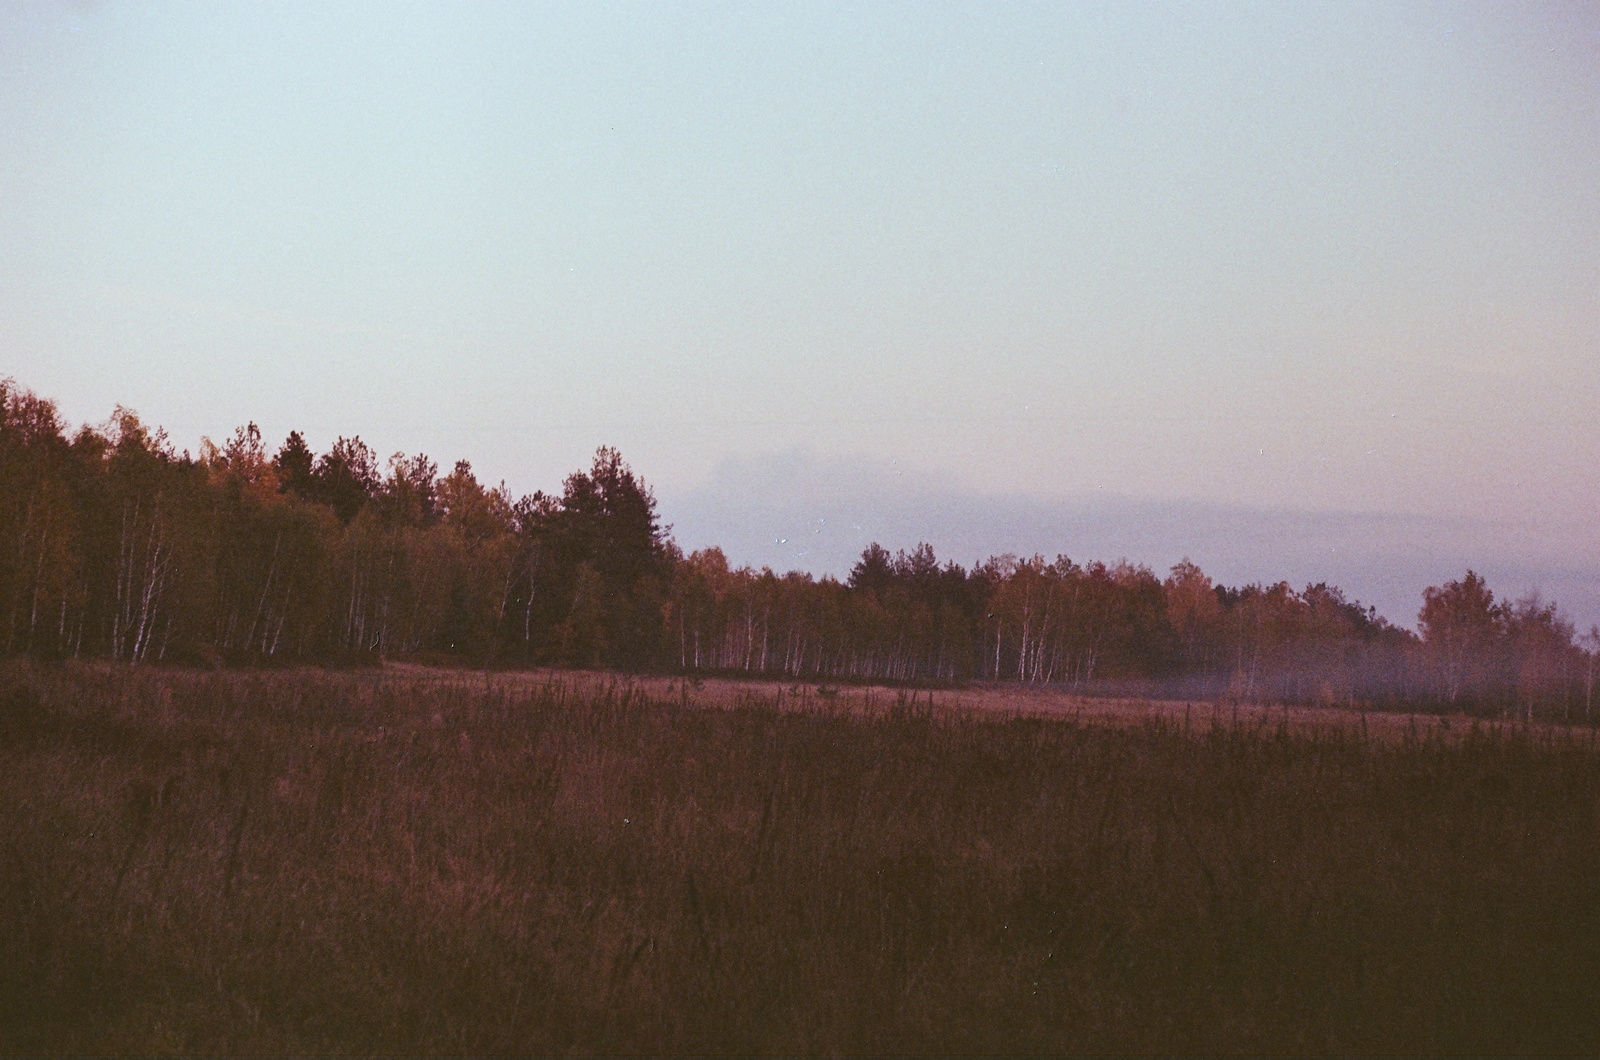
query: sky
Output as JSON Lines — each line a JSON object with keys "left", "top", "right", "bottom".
{"left": 3, "top": 1, "right": 1597, "bottom": 629}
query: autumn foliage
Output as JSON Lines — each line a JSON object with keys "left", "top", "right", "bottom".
{"left": 1, "top": 378, "right": 1595, "bottom": 717}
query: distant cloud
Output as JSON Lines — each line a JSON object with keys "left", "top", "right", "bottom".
{"left": 661, "top": 449, "right": 1600, "bottom": 631}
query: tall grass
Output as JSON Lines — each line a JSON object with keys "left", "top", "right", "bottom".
{"left": 3, "top": 663, "right": 1599, "bottom": 1053}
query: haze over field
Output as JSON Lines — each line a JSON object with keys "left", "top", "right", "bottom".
{"left": 3, "top": 2, "right": 1596, "bottom": 627}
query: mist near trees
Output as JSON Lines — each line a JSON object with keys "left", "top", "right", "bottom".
{"left": 2, "top": 378, "right": 1594, "bottom": 718}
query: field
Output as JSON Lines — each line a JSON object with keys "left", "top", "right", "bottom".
{"left": 4, "top": 663, "right": 1600, "bottom": 1053}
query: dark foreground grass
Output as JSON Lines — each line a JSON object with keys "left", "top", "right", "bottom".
{"left": 3, "top": 665, "right": 1600, "bottom": 1053}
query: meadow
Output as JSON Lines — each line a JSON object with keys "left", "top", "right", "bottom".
{"left": 4, "top": 662, "right": 1600, "bottom": 1053}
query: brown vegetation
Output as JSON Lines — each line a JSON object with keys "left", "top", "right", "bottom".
{"left": 4, "top": 662, "right": 1600, "bottom": 1053}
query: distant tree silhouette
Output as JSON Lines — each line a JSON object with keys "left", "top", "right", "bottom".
{"left": 2, "top": 374, "right": 1594, "bottom": 716}
{"left": 274, "top": 431, "right": 315, "bottom": 499}
{"left": 849, "top": 543, "right": 894, "bottom": 596}
{"left": 1419, "top": 571, "right": 1504, "bottom": 705}
{"left": 379, "top": 452, "right": 439, "bottom": 526}
{"left": 313, "top": 437, "right": 380, "bottom": 522}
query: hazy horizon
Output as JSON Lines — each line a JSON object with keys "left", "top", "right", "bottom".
{"left": 5, "top": 2, "right": 1596, "bottom": 629}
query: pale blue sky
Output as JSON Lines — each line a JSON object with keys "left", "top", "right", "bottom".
{"left": 3, "top": 2, "right": 1597, "bottom": 625}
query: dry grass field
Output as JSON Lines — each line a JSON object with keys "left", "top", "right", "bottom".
{"left": 4, "top": 661, "right": 1600, "bottom": 1053}
{"left": 395, "top": 661, "right": 1556, "bottom": 743}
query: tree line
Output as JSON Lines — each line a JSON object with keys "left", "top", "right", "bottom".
{"left": 2, "top": 378, "right": 1595, "bottom": 717}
